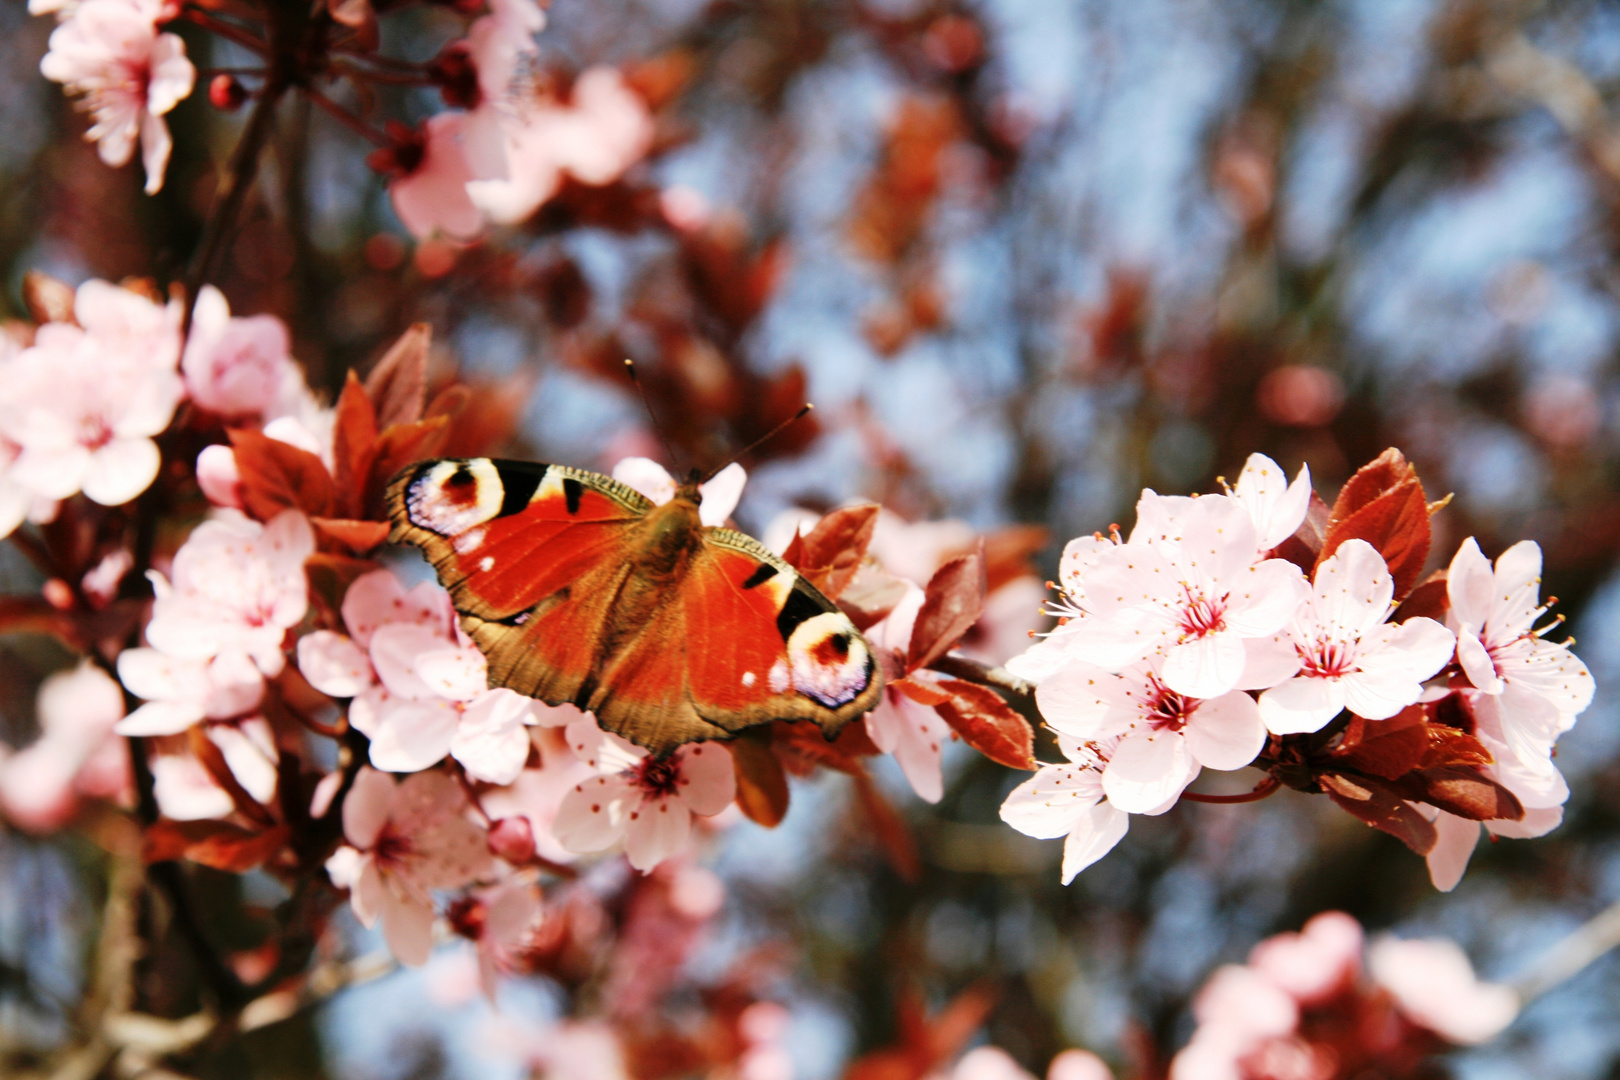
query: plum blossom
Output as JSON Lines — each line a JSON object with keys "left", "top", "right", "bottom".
{"left": 1036, "top": 653, "right": 1268, "bottom": 814}
{"left": 144, "top": 718, "right": 279, "bottom": 820}
{"left": 467, "top": 66, "right": 653, "bottom": 225}
{"left": 862, "top": 582, "right": 953, "bottom": 803}
{"left": 1367, "top": 935, "right": 1517, "bottom": 1045}
{"left": 552, "top": 715, "right": 735, "bottom": 871}
{"left": 1447, "top": 538, "right": 1594, "bottom": 771}
{"left": 1256, "top": 539, "right": 1455, "bottom": 735}
{"left": 1228, "top": 452, "right": 1311, "bottom": 553}
{"left": 0, "top": 661, "right": 131, "bottom": 832}
{"left": 1042, "top": 491, "right": 1308, "bottom": 699}
{"left": 450, "top": 878, "right": 544, "bottom": 1000}
{"left": 142, "top": 509, "right": 313, "bottom": 679}
{"left": 40, "top": 0, "right": 196, "bottom": 193}
{"left": 298, "top": 568, "right": 540, "bottom": 783}
{"left": 115, "top": 648, "right": 264, "bottom": 735}
{"left": 480, "top": 716, "right": 599, "bottom": 864}
{"left": 383, "top": 113, "right": 505, "bottom": 240}
{"left": 6, "top": 281, "right": 183, "bottom": 507}
{"left": 999, "top": 737, "right": 1129, "bottom": 884}
{"left": 181, "top": 286, "right": 301, "bottom": 419}
{"left": 611, "top": 456, "right": 745, "bottom": 527}
{"left": 1006, "top": 534, "right": 1112, "bottom": 685}
{"left": 325, "top": 767, "right": 493, "bottom": 966}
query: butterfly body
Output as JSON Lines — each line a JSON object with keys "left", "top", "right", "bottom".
{"left": 387, "top": 458, "right": 882, "bottom": 755}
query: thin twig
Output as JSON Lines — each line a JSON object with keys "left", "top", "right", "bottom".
{"left": 1181, "top": 776, "right": 1281, "bottom": 804}
{"left": 305, "top": 89, "right": 393, "bottom": 146}
{"left": 926, "top": 652, "right": 1036, "bottom": 707}
{"left": 180, "top": 9, "right": 271, "bottom": 56}
{"left": 1512, "top": 899, "right": 1620, "bottom": 1004}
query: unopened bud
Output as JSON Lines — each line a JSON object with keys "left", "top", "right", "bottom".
{"left": 487, "top": 816, "right": 536, "bottom": 865}
{"left": 42, "top": 579, "right": 74, "bottom": 610}
{"left": 209, "top": 74, "right": 248, "bottom": 111}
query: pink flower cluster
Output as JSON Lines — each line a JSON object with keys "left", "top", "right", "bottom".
{"left": 1000, "top": 454, "right": 1593, "bottom": 888}
{"left": 0, "top": 661, "right": 131, "bottom": 832}
{"left": 1171, "top": 911, "right": 1517, "bottom": 1078}
{"left": 38, "top": 0, "right": 195, "bottom": 193}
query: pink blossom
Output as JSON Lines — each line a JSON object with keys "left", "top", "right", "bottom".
{"left": 453, "top": 878, "right": 543, "bottom": 1000}
{"left": 146, "top": 717, "right": 279, "bottom": 819}
{"left": 6, "top": 282, "right": 183, "bottom": 507}
{"left": 149, "top": 748, "right": 234, "bottom": 820}
{"left": 467, "top": 67, "right": 653, "bottom": 225}
{"left": 324, "top": 767, "right": 493, "bottom": 966}
{"left": 1448, "top": 537, "right": 1594, "bottom": 771}
{"left": 999, "top": 736, "right": 1129, "bottom": 884}
{"left": 1246, "top": 911, "right": 1363, "bottom": 1005}
{"left": 611, "top": 457, "right": 745, "bottom": 527}
{"left": 1045, "top": 1051, "right": 1114, "bottom": 1080}
{"left": 950, "top": 1047, "right": 1037, "bottom": 1080}
{"left": 386, "top": 113, "right": 505, "bottom": 240}
{"left": 143, "top": 509, "right": 313, "bottom": 677}
{"left": 1228, "top": 453, "right": 1311, "bottom": 553}
{"left": 1256, "top": 539, "right": 1455, "bottom": 735}
{"left": 736, "top": 1001, "right": 795, "bottom": 1080}
{"left": 480, "top": 718, "right": 599, "bottom": 864}
{"left": 115, "top": 648, "right": 264, "bottom": 734}
{"left": 181, "top": 286, "right": 299, "bottom": 419}
{"left": 40, "top": 0, "right": 195, "bottom": 193}
{"left": 1037, "top": 653, "right": 1267, "bottom": 814}
{"left": 552, "top": 716, "right": 735, "bottom": 872}
{"left": 862, "top": 582, "right": 953, "bottom": 803}
{"left": 0, "top": 661, "right": 130, "bottom": 832}
{"left": 1367, "top": 935, "right": 1517, "bottom": 1044}
{"left": 1169, "top": 964, "right": 1301, "bottom": 1080}
{"left": 1045, "top": 492, "right": 1308, "bottom": 699}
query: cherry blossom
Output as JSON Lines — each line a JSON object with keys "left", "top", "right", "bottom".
{"left": 6, "top": 283, "right": 183, "bottom": 507}
{"left": 480, "top": 717, "right": 599, "bottom": 864}
{"left": 862, "top": 581, "right": 953, "bottom": 803}
{"left": 1366, "top": 935, "right": 1517, "bottom": 1045}
{"left": 552, "top": 715, "right": 735, "bottom": 872}
{"left": 1047, "top": 491, "right": 1308, "bottom": 699}
{"left": 1245, "top": 910, "right": 1363, "bottom": 1006}
{"left": 39, "top": 0, "right": 196, "bottom": 193}
{"left": 181, "top": 286, "right": 300, "bottom": 419}
{"left": 143, "top": 509, "right": 314, "bottom": 678}
{"left": 1256, "top": 539, "right": 1455, "bottom": 735}
{"left": 1036, "top": 653, "right": 1268, "bottom": 814}
{"left": 450, "top": 878, "right": 544, "bottom": 1000}
{"left": 1169, "top": 963, "right": 1303, "bottom": 1080}
{"left": 467, "top": 66, "right": 654, "bottom": 225}
{"left": 1228, "top": 452, "right": 1311, "bottom": 553}
{"left": 325, "top": 767, "right": 493, "bottom": 966}
{"left": 1447, "top": 537, "right": 1594, "bottom": 771}
{"left": 148, "top": 747, "right": 234, "bottom": 821}
{"left": 0, "top": 661, "right": 130, "bottom": 832}
{"left": 383, "top": 113, "right": 505, "bottom": 240}
{"left": 611, "top": 456, "right": 746, "bottom": 527}
{"left": 1005, "top": 534, "right": 1112, "bottom": 685}
{"left": 999, "top": 736, "right": 1129, "bottom": 884}
{"left": 115, "top": 648, "right": 265, "bottom": 735}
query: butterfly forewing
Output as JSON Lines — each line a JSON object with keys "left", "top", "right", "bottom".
{"left": 387, "top": 457, "right": 883, "bottom": 755}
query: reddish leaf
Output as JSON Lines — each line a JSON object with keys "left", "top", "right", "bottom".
{"left": 837, "top": 564, "right": 910, "bottom": 631}
{"left": 934, "top": 678, "right": 1035, "bottom": 770}
{"left": 1420, "top": 724, "right": 1493, "bottom": 770}
{"left": 1410, "top": 766, "right": 1524, "bottom": 822}
{"left": 924, "top": 983, "right": 997, "bottom": 1063}
{"left": 1332, "top": 705, "right": 1428, "bottom": 780}
{"left": 1319, "top": 771, "right": 1438, "bottom": 855}
{"left": 364, "top": 323, "right": 431, "bottom": 429}
{"left": 1270, "top": 490, "right": 1330, "bottom": 571}
{"left": 0, "top": 596, "right": 81, "bottom": 646}
{"left": 852, "top": 770, "right": 919, "bottom": 881}
{"left": 144, "top": 819, "right": 290, "bottom": 872}
{"left": 365, "top": 415, "right": 451, "bottom": 515}
{"left": 1318, "top": 449, "right": 1431, "bottom": 599}
{"left": 1393, "top": 570, "right": 1449, "bottom": 625}
{"left": 228, "top": 429, "right": 334, "bottom": 520}
{"left": 311, "top": 517, "right": 391, "bottom": 554}
{"left": 893, "top": 676, "right": 952, "bottom": 707}
{"left": 907, "top": 543, "right": 988, "bottom": 672}
{"left": 782, "top": 503, "right": 880, "bottom": 599}
{"left": 331, "top": 371, "right": 379, "bottom": 519}
{"left": 982, "top": 525, "right": 1049, "bottom": 592}
{"left": 729, "top": 734, "right": 790, "bottom": 828}
{"left": 769, "top": 718, "right": 879, "bottom": 777}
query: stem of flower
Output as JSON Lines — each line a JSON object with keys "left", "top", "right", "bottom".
{"left": 1180, "top": 776, "right": 1281, "bottom": 804}
{"left": 180, "top": 8, "right": 272, "bottom": 56}
{"left": 305, "top": 89, "right": 394, "bottom": 146}
{"left": 926, "top": 652, "right": 1037, "bottom": 708}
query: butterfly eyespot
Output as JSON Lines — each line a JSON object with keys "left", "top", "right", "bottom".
{"left": 406, "top": 460, "right": 505, "bottom": 536}
{"left": 786, "top": 612, "right": 872, "bottom": 708}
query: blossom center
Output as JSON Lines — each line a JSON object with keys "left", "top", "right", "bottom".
{"left": 1177, "top": 585, "right": 1227, "bottom": 640}
{"left": 79, "top": 413, "right": 115, "bottom": 450}
{"left": 1300, "top": 636, "right": 1355, "bottom": 679}
{"left": 373, "top": 827, "right": 413, "bottom": 869}
{"left": 633, "top": 756, "right": 682, "bottom": 799}
{"left": 1141, "top": 672, "right": 1196, "bottom": 733}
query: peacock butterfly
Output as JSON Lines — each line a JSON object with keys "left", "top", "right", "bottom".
{"left": 385, "top": 457, "right": 883, "bottom": 755}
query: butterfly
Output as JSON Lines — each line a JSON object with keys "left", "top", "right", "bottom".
{"left": 385, "top": 457, "right": 883, "bottom": 755}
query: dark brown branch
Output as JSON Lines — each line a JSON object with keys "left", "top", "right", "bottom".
{"left": 305, "top": 89, "right": 394, "bottom": 146}
{"left": 925, "top": 652, "right": 1036, "bottom": 707}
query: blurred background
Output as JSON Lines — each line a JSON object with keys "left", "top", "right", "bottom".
{"left": 7, "top": 0, "right": 1620, "bottom": 1076}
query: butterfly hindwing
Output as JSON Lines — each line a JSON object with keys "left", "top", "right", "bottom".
{"left": 387, "top": 457, "right": 883, "bottom": 755}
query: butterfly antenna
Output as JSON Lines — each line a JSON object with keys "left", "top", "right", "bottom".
{"left": 624, "top": 359, "right": 683, "bottom": 473}
{"left": 699, "top": 403, "right": 813, "bottom": 484}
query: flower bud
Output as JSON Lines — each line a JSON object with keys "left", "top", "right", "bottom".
{"left": 208, "top": 74, "right": 248, "bottom": 111}
{"left": 487, "top": 816, "right": 536, "bottom": 865}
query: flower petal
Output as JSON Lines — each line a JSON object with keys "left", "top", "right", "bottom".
{"left": 450, "top": 690, "right": 534, "bottom": 785}
{"left": 1161, "top": 631, "right": 1247, "bottom": 700}
{"left": 623, "top": 795, "right": 692, "bottom": 872}
{"left": 674, "top": 742, "right": 736, "bottom": 816}
{"left": 1060, "top": 802, "right": 1129, "bottom": 884}
{"left": 1184, "top": 691, "right": 1266, "bottom": 771}
{"left": 610, "top": 457, "right": 676, "bottom": 506}
{"left": 696, "top": 462, "right": 746, "bottom": 527}
{"left": 343, "top": 766, "right": 395, "bottom": 849}
{"left": 366, "top": 700, "right": 459, "bottom": 773}
{"left": 297, "top": 631, "right": 375, "bottom": 698}
{"left": 553, "top": 774, "right": 637, "bottom": 852}
{"left": 1258, "top": 675, "right": 1346, "bottom": 735}
{"left": 999, "top": 763, "right": 1102, "bottom": 840}
{"left": 82, "top": 438, "right": 160, "bottom": 506}
{"left": 1101, "top": 732, "right": 1197, "bottom": 814}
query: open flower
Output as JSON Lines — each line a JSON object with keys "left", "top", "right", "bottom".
{"left": 1256, "top": 539, "right": 1455, "bottom": 735}
{"left": 1037, "top": 654, "right": 1267, "bottom": 814}
{"left": 1053, "top": 491, "right": 1308, "bottom": 699}
{"left": 40, "top": 0, "right": 196, "bottom": 193}
{"left": 999, "top": 736, "right": 1129, "bottom": 884}
{"left": 480, "top": 716, "right": 599, "bottom": 864}
{"left": 142, "top": 509, "right": 314, "bottom": 678}
{"left": 181, "top": 285, "right": 300, "bottom": 419}
{"left": 552, "top": 716, "right": 735, "bottom": 871}
{"left": 1447, "top": 537, "right": 1593, "bottom": 771}
{"left": 1367, "top": 935, "right": 1517, "bottom": 1045}
{"left": 380, "top": 113, "right": 505, "bottom": 240}
{"left": 325, "top": 767, "right": 493, "bottom": 966}
{"left": 862, "top": 581, "right": 953, "bottom": 803}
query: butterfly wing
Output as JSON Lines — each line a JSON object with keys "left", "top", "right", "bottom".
{"left": 387, "top": 458, "right": 883, "bottom": 755}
